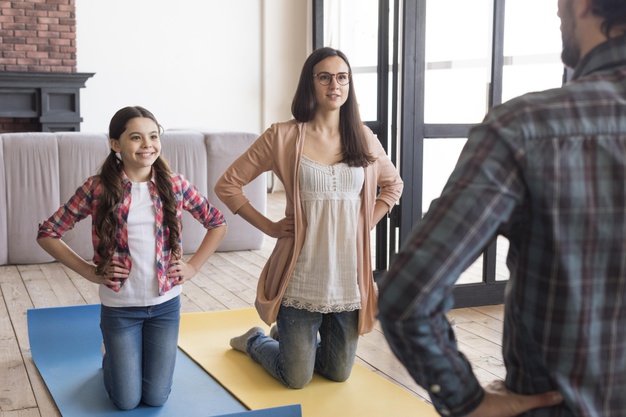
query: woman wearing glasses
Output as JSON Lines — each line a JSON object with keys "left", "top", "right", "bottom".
{"left": 215, "top": 47, "right": 403, "bottom": 388}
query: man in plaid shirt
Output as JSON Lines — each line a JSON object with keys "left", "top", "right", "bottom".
{"left": 379, "top": 1, "right": 626, "bottom": 416}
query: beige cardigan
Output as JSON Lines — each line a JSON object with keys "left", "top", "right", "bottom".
{"left": 215, "top": 120, "right": 403, "bottom": 335}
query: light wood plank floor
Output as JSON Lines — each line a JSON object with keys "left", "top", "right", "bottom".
{"left": 0, "top": 191, "right": 505, "bottom": 416}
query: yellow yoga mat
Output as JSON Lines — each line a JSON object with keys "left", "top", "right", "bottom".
{"left": 178, "top": 308, "right": 438, "bottom": 417}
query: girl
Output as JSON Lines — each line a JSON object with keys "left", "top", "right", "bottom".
{"left": 215, "top": 47, "right": 403, "bottom": 389}
{"left": 37, "top": 106, "right": 227, "bottom": 409}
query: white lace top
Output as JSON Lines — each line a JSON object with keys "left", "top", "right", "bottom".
{"left": 282, "top": 156, "right": 364, "bottom": 313}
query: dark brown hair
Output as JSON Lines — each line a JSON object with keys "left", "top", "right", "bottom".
{"left": 94, "top": 106, "right": 181, "bottom": 276}
{"left": 592, "top": 0, "right": 626, "bottom": 37}
{"left": 291, "top": 47, "right": 375, "bottom": 167}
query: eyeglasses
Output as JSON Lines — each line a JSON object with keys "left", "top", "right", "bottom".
{"left": 313, "top": 72, "right": 351, "bottom": 86}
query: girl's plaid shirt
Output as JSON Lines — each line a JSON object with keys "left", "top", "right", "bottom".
{"left": 37, "top": 170, "right": 226, "bottom": 295}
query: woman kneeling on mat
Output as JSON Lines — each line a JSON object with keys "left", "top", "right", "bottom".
{"left": 215, "top": 47, "right": 403, "bottom": 389}
{"left": 37, "top": 106, "right": 227, "bottom": 410}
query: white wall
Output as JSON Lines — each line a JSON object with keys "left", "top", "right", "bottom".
{"left": 261, "top": 0, "right": 310, "bottom": 129}
{"left": 76, "top": 0, "right": 308, "bottom": 135}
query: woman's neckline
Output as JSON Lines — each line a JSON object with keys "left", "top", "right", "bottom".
{"left": 301, "top": 154, "right": 345, "bottom": 168}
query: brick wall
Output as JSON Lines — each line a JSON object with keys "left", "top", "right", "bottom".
{"left": 0, "top": 0, "right": 76, "bottom": 132}
{"left": 0, "top": 0, "right": 76, "bottom": 72}
{"left": 0, "top": 117, "right": 39, "bottom": 132}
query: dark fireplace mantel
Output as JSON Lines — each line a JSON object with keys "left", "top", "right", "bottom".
{"left": 0, "top": 71, "right": 95, "bottom": 132}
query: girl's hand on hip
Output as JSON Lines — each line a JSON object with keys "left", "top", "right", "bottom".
{"left": 89, "top": 260, "right": 128, "bottom": 289}
{"left": 169, "top": 259, "right": 197, "bottom": 285}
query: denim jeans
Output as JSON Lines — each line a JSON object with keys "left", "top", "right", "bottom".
{"left": 247, "top": 305, "right": 359, "bottom": 389}
{"left": 100, "top": 296, "right": 180, "bottom": 410}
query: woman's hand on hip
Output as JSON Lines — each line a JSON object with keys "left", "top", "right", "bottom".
{"left": 268, "top": 215, "right": 295, "bottom": 238}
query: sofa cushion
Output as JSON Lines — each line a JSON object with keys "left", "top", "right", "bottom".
{"left": 204, "top": 131, "right": 266, "bottom": 251}
{"left": 57, "top": 132, "right": 110, "bottom": 261}
{"left": 4, "top": 133, "right": 60, "bottom": 264}
{"left": 160, "top": 130, "right": 210, "bottom": 254}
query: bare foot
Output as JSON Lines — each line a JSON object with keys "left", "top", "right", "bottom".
{"left": 269, "top": 324, "right": 279, "bottom": 341}
{"left": 230, "top": 326, "right": 265, "bottom": 352}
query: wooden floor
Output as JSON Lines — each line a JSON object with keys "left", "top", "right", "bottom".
{"left": 0, "top": 191, "right": 505, "bottom": 416}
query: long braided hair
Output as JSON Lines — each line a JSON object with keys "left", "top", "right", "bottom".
{"left": 94, "top": 106, "right": 181, "bottom": 275}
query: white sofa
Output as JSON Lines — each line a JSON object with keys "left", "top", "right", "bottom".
{"left": 0, "top": 130, "right": 265, "bottom": 265}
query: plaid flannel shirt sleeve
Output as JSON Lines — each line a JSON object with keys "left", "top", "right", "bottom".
{"left": 378, "top": 121, "right": 525, "bottom": 416}
{"left": 37, "top": 177, "right": 96, "bottom": 240}
{"left": 174, "top": 174, "right": 226, "bottom": 229}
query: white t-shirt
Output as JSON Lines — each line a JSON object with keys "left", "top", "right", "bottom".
{"left": 99, "top": 181, "right": 181, "bottom": 307}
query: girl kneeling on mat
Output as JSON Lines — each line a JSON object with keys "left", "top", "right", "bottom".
{"left": 37, "top": 106, "right": 227, "bottom": 410}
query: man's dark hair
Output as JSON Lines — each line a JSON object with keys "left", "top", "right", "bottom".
{"left": 592, "top": 0, "right": 626, "bottom": 37}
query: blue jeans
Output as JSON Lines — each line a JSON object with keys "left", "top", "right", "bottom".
{"left": 247, "top": 305, "right": 359, "bottom": 389}
{"left": 100, "top": 296, "right": 180, "bottom": 410}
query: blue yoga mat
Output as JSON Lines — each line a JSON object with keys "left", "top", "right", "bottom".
{"left": 27, "top": 304, "right": 247, "bottom": 417}
{"left": 217, "top": 405, "right": 302, "bottom": 417}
